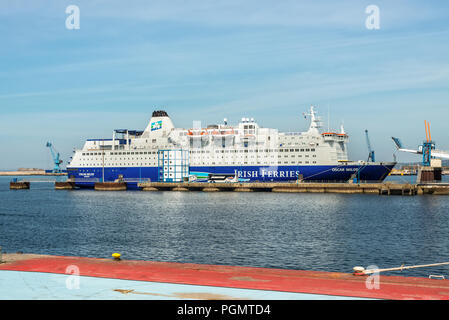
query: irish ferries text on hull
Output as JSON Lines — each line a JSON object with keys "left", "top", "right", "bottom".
{"left": 66, "top": 107, "right": 396, "bottom": 188}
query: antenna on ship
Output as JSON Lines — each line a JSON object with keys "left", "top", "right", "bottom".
{"left": 340, "top": 119, "right": 345, "bottom": 134}
{"left": 102, "top": 139, "right": 105, "bottom": 183}
{"left": 303, "top": 105, "right": 322, "bottom": 135}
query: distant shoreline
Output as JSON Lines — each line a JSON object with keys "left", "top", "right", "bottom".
{"left": 0, "top": 171, "right": 67, "bottom": 176}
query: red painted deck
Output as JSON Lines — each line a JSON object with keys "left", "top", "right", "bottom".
{"left": 1, "top": 254, "right": 449, "bottom": 300}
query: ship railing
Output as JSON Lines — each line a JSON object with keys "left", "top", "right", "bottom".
{"left": 299, "top": 179, "right": 351, "bottom": 184}
{"left": 74, "top": 178, "right": 100, "bottom": 183}
{"left": 121, "top": 178, "right": 152, "bottom": 183}
{"left": 299, "top": 179, "right": 385, "bottom": 184}
{"left": 73, "top": 178, "right": 152, "bottom": 183}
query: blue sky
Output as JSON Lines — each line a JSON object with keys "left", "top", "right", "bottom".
{"left": 0, "top": 0, "right": 448, "bottom": 169}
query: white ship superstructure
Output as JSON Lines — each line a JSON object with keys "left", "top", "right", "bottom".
{"left": 67, "top": 107, "right": 395, "bottom": 186}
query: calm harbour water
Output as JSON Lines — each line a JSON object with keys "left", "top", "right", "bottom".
{"left": 1, "top": 176, "right": 449, "bottom": 278}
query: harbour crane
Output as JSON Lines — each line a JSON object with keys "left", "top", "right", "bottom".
{"left": 365, "top": 129, "right": 375, "bottom": 162}
{"left": 46, "top": 142, "right": 63, "bottom": 173}
{"left": 392, "top": 120, "right": 449, "bottom": 166}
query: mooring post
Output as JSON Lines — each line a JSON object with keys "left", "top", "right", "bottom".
{"left": 0, "top": 246, "right": 2, "bottom": 263}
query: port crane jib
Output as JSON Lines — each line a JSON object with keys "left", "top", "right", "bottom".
{"left": 365, "top": 129, "right": 375, "bottom": 162}
{"left": 46, "top": 142, "right": 63, "bottom": 173}
{"left": 392, "top": 120, "right": 449, "bottom": 165}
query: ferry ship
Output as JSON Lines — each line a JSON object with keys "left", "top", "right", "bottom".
{"left": 66, "top": 107, "right": 396, "bottom": 188}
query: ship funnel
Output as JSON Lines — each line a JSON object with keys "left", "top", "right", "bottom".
{"left": 152, "top": 110, "right": 169, "bottom": 117}
{"left": 143, "top": 110, "right": 175, "bottom": 137}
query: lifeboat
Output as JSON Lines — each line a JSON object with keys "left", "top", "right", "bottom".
{"left": 211, "top": 129, "right": 236, "bottom": 141}
{"left": 187, "top": 129, "right": 208, "bottom": 136}
{"left": 187, "top": 129, "right": 209, "bottom": 143}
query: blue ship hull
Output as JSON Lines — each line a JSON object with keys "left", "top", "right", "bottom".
{"left": 67, "top": 163, "right": 395, "bottom": 189}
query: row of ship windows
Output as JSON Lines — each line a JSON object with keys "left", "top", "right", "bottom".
{"left": 76, "top": 161, "right": 318, "bottom": 166}
{"left": 82, "top": 151, "right": 158, "bottom": 156}
{"left": 81, "top": 148, "right": 316, "bottom": 156}
{"left": 177, "top": 132, "right": 316, "bottom": 138}
{"left": 212, "top": 149, "right": 316, "bottom": 153}
{"left": 78, "top": 154, "right": 317, "bottom": 163}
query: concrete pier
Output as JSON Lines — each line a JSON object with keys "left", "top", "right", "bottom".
{"left": 8, "top": 180, "right": 449, "bottom": 195}
{"left": 54, "top": 182, "right": 75, "bottom": 190}
{"left": 417, "top": 185, "right": 449, "bottom": 195}
{"left": 1, "top": 253, "right": 449, "bottom": 300}
{"left": 138, "top": 181, "right": 449, "bottom": 196}
{"left": 9, "top": 181, "right": 30, "bottom": 190}
{"left": 171, "top": 187, "right": 189, "bottom": 191}
{"left": 202, "top": 187, "right": 220, "bottom": 192}
{"left": 94, "top": 182, "right": 127, "bottom": 191}
{"left": 379, "top": 184, "right": 417, "bottom": 196}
